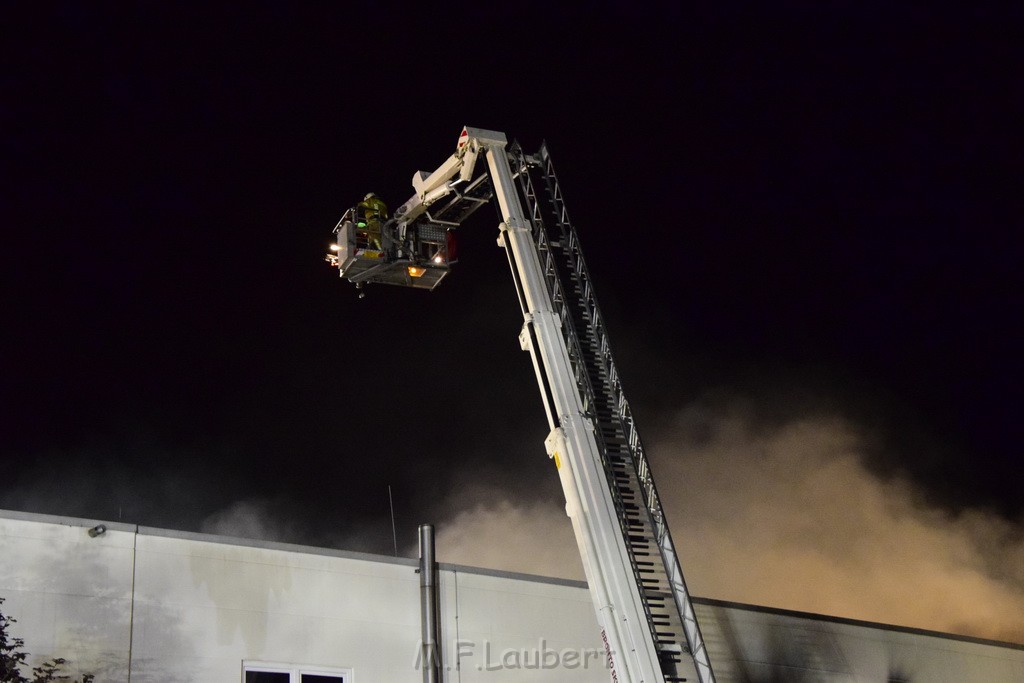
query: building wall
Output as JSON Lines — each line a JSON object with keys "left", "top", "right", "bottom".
{"left": 129, "top": 529, "right": 423, "bottom": 681}
{"left": 695, "top": 598, "right": 1024, "bottom": 682}
{"left": 437, "top": 566, "right": 604, "bottom": 680}
{"left": 0, "top": 512, "right": 134, "bottom": 680}
{"left": 1, "top": 512, "right": 603, "bottom": 682}
{"left": 3, "top": 510, "right": 1023, "bottom": 682}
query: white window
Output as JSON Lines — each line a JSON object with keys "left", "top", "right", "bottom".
{"left": 243, "top": 661, "right": 351, "bottom": 683}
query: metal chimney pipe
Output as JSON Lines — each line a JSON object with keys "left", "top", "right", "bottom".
{"left": 419, "top": 524, "right": 442, "bottom": 683}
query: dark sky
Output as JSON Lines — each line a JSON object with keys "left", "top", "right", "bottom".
{"left": 3, "top": 3, "right": 1022, "bottom": 632}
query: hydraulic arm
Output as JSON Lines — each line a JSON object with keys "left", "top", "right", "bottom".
{"left": 328, "top": 127, "right": 715, "bottom": 683}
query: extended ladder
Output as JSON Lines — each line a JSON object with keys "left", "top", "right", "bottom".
{"left": 504, "top": 143, "right": 715, "bottom": 683}
{"left": 328, "top": 127, "right": 715, "bottom": 682}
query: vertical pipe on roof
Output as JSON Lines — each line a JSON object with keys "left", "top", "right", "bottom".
{"left": 419, "top": 524, "right": 442, "bottom": 683}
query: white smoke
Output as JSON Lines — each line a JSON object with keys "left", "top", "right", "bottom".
{"left": 431, "top": 401, "right": 1024, "bottom": 643}
{"left": 435, "top": 497, "right": 583, "bottom": 579}
{"left": 200, "top": 499, "right": 295, "bottom": 542}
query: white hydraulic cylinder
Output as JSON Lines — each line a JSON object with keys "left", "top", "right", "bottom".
{"left": 481, "top": 137, "right": 665, "bottom": 683}
{"left": 412, "top": 153, "right": 462, "bottom": 197}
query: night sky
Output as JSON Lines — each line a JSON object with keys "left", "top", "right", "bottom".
{"left": 4, "top": 4, "right": 1022, "bottom": 641}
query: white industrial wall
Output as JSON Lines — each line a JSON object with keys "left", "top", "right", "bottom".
{"left": 129, "top": 529, "right": 424, "bottom": 681}
{"left": 3, "top": 510, "right": 1023, "bottom": 682}
{"left": 0, "top": 513, "right": 134, "bottom": 680}
{"left": 0, "top": 511, "right": 603, "bottom": 682}
{"left": 437, "top": 567, "right": 604, "bottom": 680}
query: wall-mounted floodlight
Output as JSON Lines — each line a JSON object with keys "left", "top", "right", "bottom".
{"left": 88, "top": 524, "right": 107, "bottom": 538}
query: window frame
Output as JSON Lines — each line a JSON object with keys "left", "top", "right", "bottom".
{"left": 243, "top": 660, "right": 352, "bottom": 682}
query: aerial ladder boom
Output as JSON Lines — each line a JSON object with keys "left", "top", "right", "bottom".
{"left": 328, "top": 127, "right": 715, "bottom": 683}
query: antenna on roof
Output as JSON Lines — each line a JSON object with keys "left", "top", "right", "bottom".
{"left": 388, "top": 485, "right": 398, "bottom": 557}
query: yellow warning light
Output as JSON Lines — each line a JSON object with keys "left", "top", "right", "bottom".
{"left": 407, "top": 266, "right": 426, "bottom": 278}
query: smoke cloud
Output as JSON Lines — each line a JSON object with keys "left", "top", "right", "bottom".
{"left": 199, "top": 499, "right": 296, "bottom": 542}
{"left": 5, "top": 400, "right": 1021, "bottom": 644}
{"left": 430, "top": 400, "right": 1024, "bottom": 644}
{"left": 434, "top": 497, "right": 583, "bottom": 579}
